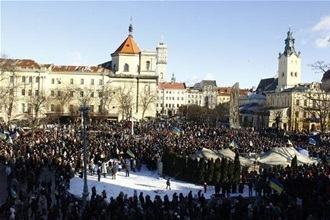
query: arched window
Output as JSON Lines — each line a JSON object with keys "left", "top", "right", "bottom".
{"left": 124, "top": 63, "right": 129, "bottom": 72}
{"left": 146, "top": 61, "right": 150, "bottom": 71}
{"left": 294, "top": 72, "right": 297, "bottom": 77}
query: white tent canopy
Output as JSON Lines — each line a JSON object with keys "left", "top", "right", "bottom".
{"left": 191, "top": 148, "right": 253, "bottom": 167}
{"left": 258, "top": 147, "right": 318, "bottom": 166}
{"left": 217, "top": 148, "right": 253, "bottom": 167}
{"left": 191, "top": 148, "right": 220, "bottom": 161}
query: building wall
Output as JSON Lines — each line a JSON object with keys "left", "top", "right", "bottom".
{"left": 277, "top": 54, "right": 301, "bottom": 90}
{"left": 157, "top": 88, "right": 186, "bottom": 115}
{"left": 0, "top": 66, "right": 158, "bottom": 123}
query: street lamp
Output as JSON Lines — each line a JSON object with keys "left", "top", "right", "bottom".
{"left": 79, "top": 104, "right": 90, "bottom": 216}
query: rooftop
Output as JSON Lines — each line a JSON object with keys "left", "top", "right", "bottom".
{"left": 158, "top": 82, "right": 186, "bottom": 90}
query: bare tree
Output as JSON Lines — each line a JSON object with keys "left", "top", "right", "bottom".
{"left": 302, "top": 91, "right": 330, "bottom": 133}
{"left": 27, "top": 91, "right": 50, "bottom": 127}
{"left": 99, "top": 85, "right": 115, "bottom": 115}
{"left": 0, "top": 57, "right": 20, "bottom": 124}
{"left": 274, "top": 111, "right": 283, "bottom": 130}
{"left": 310, "top": 61, "right": 330, "bottom": 74}
{"left": 139, "top": 85, "right": 157, "bottom": 119}
{"left": 116, "top": 86, "right": 134, "bottom": 120}
{"left": 52, "top": 84, "right": 77, "bottom": 113}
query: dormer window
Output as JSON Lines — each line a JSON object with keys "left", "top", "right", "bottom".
{"left": 124, "top": 63, "right": 129, "bottom": 72}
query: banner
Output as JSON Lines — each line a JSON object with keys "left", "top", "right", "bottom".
{"left": 269, "top": 178, "right": 284, "bottom": 194}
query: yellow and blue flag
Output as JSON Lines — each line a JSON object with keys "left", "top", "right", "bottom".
{"left": 172, "top": 127, "right": 181, "bottom": 136}
{"left": 269, "top": 178, "right": 284, "bottom": 194}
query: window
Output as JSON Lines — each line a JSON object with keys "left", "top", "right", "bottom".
{"left": 22, "top": 76, "right": 26, "bottom": 83}
{"left": 28, "top": 90, "right": 32, "bottom": 96}
{"left": 57, "top": 91, "right": 61, "bottom": 97}
{"left": 29, "top": 76, "right": 32, "bottom": 83}
{"left": 99, "top": 79, "right": 103, "bottom": 85}
{"left": 70, "top": 91, "right": 74, "bottom": 97}
{"left": 91, "top": 79, "right": 94, "bottom": 85}
{"left": 90, "top": 105, "right": 94, "bottom": 113}
{"left": 304, "top": 100, "right": 307, "bottom": 106}
{"left": 295, "top": 72, "right": 297, "bottom": 77}
{"left": 21, "top": 89, "right": 25, "bottom": 96}
{"left": 98, "top": 105, "right": 102, "bottom": 112}
{"left": 51, "top": 78, "right": 55, "bottom": 84}
{"left": 313, "top": 100, "right": 316, "bottom": 108}
{"left": 80, "top": 91, "right": 84, "bottom": 97}
{"left": 177, "top": 104, "right": 179, "bottom": 107}
{"left": 303, "top": 112, "right": 307, "bottom": 118}
{"left": 282, "top": 72, "right": 284, "bottom": 77}
{"left": 295, "top": 111, "right": 299, "bottom": 118}
{"left": 296, "top": 99, "right": 300, "bottom": 106}
{"left": 165, "top": 104, "right": 168, "bottom": 107}
{"left": 35, "top": 90, "right": 39, "bottom": 96}
{"left": 70, "top": 78, "right": 74, "bottom": 84}
{"left": 57, "top": 79, "right": 61, "bottom": 84}
{"left": 146, "top": 61, "right": 150, "bottom": 71}
{"left": 22, "top": 103, "right": 25, "bottom": 113}
{"left": 99, "top": 92, "right": 103, "bottom": 98}
{"left": 51, "top": 104, "right": 55, "bottom": 112}
{"left": 156, "top": 104, "right": 158, "bottom": 107}
{"left": 90, "top": 92, "right": 94, "bottom": 98}
{"left": 10, "top": 76, "right": 14, "bottom": 83}
{"left": 51, "top": 90, "right": 55, "bottom": 96}
{"left": 124, "top": 63, "right": 129, "bottom": 72}
{"left": 36, "top": 77, "right": 40, "bottom": 83}
{"left": 81, "top": 79, "right": 84, "bottom": 85}
{"left": 291, "top": 72, "right": 293, "bottom": 76}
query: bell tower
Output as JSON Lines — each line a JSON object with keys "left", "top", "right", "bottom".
{"left": 156, "top": 38, "right": 167, "bottom": 82}
{"left": 277, "top": 28, "right": 301, "bottom": 91}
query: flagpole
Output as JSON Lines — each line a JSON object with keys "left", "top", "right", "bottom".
{"left": 79, "top": 103, "right": 89, "bottom": 217}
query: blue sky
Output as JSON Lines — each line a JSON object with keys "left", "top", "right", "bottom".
{"left": 1, "top": 1, "right": 329, "bottom": 88}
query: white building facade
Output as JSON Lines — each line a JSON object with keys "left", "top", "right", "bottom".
{"left": 0, "top": 24, "right": 165, "bottom": 123}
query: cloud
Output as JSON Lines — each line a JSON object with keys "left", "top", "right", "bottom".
{"left": 312, "top": 15, "right": 330, "bottom": 32}
{"left": 311, "top": 15, "right": 330, "bottom": 48}
{"left": 315, "top": 34, "right": 330, "bottom": 48}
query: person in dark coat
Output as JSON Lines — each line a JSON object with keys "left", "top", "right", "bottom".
{"left": 166, "top": 178, "right": 171, "bottom": 190}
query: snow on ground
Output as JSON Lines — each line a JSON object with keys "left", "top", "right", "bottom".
{"left": 70, "top": 166, "right": 252, "bottom": 200}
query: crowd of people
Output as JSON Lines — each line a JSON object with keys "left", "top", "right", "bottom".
{"left": 0, "top": 118, "right": 329, "bottom": 219}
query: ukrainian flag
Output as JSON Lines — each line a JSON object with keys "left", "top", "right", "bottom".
{"left": 269, "top": 178, "right": 284, "bottom": 194}
{"left": 172, "top": 127, "right": 181, "bottom": 136}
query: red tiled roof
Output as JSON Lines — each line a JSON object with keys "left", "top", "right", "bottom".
{"left": 0, "top": 58, "right": 110, "bottom": 73}
{"left": 50, "top": 65, "right": 110, "bottom": 73}
{"left": 0, "top": 58, "right": 40, "bottom": 69}
{"left": 158, "top": 82, "right": 186, "bottom": 90}
{"left": 113, "top": 35, "right": 141, "bottom": 55}
{"left": 218, "top": 87, "right": 250, "bottom": 96}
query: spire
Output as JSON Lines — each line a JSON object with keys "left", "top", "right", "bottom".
{"left": 283, "top": 27, "right": 298, "bottom": 56}
{"left": 171, "top": 73, "right": 176, "bottom": 83}
{"left": 128, "top": 16, "right": 133, "bottom": 36}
